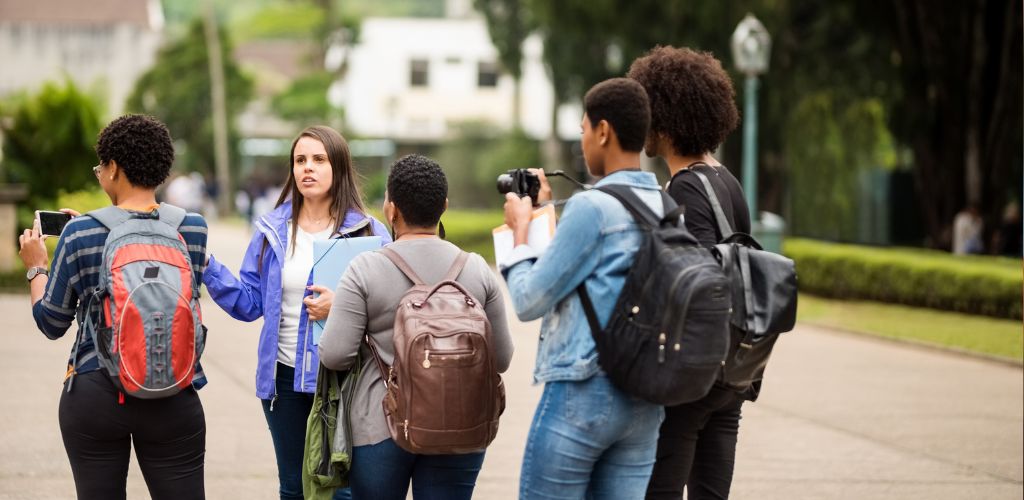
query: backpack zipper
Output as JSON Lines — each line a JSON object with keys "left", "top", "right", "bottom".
{"left": 661, "top": 264, "right": 718, "bottom": 360}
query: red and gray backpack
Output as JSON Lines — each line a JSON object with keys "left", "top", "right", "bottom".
{"left": 71, "top": 203, "right": 206, "bottom": 399}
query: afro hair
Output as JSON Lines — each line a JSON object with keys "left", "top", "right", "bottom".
{"left": 627, "top": 46, "right": 739, "bottom": 156}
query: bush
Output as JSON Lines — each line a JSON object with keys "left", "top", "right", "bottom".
{"left": 438, "top": 123, "right": 542, "bottom": 210}
{"left": 368, "top": 207, "right": 504, "bottom": 264}
{"left": 0, "top": 266, "right": 26, "bottom": 293}
{"left": 441, "top": 209, "right": 505, "bottom": 264}
{"left": 0, "top": 79, "right": 104, "bottom": 217}
{"left": 784, "top": 238, "right": 1023, "bottom": 319}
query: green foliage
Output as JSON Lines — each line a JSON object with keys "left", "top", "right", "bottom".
{"left": 271, "top": 71, "right": 337, "bottom": 124}
{"left": 363, "top": 207, "right": 502, "bottom": 263}
{"left": 231, "top": 2, "right": 325, "bottom": 41}
{"left": 126, "top": 18, "right": 253, "bottom": 176}
{"left": 0, "top": 267, "right": 27, "bottom": 293}
{"left": 439, "top": 124, "right": 542, "bottom": 209}
{"left": 57, "top": 188, "right": 110, "bottom": 214}
{"left": 362, "top": 170, "right": 388, "bottom": 206}
{"left": 441, "top": 209, "right": 505, "bottom": 264}
{"left": 798, "top": 294, "right": 1023, "bottom": 363}
{"left": 784, "top": 238, "right": 1023, "bottom": 319}
{"left": 342, "top": 0, "right": 445, "bottom": 18}
{"left": 0, "top": 80, "right": 104, "bottom": 213}
{"left": 785, "top": 94, "right": 896, "bottom": 240}
{"left": 475, "top": 0, "right": 534, "bottom": 79}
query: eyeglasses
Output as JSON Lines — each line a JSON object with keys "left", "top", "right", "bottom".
{"left": 92, "top": 164, "right": 103, "bottom": 177}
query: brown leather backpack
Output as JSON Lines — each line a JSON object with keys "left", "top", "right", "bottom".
{"left": 366, "top": 248, "right": 505, "bottom": 455}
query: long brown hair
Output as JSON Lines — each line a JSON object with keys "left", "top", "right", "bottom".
{"left": 259, "top": 126, "right": 366, "bottom": 266}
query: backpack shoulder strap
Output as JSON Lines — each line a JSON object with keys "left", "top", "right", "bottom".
{"left": 595, "top": 185, "right": 658, "bottom": 228}
{"left": 157, "top": 203, "right": 188, "bottom": 230}
{"left": 87, "top": 206, "right": 131, "bottom": 230}
{"left": 441, "top": 251, "right": 470, "bottom": 282}
{"left": 380, "top": 247, "right": 426, "bottom": 286}
{"left": 597, "top": 184, "right": 682, "bottom": 229}
{"left": 687, "top": 168, "right": 735, "bottom": 239}
{"left": 364, "top": 335, "right": 391, "bottom": 387}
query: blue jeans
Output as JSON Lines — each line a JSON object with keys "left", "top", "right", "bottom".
{"left": 261, "top": 363, "right": 351, "bottom": 500}
{"left": 349, "top": 438, "right": 485, "bottom": 500}
{"left": 519, "top": 375, "right": 664, "bottom": 499}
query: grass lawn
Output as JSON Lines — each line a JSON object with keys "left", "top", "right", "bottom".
{"left": 798, "top": 293, "right": 1023, "bottom": 363}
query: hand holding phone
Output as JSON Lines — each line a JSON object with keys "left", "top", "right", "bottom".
{"left": 35, "top": 210, "right": 73, "bottom": 238}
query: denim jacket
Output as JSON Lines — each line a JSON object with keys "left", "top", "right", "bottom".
{"left": 203, "top": 201, "right": 390, "bottom": 399}
{"left": 501, "top": 170, "right": 665, "bottom": 384}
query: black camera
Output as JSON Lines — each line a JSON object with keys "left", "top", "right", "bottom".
{"left": 496, "top": 169, "right": 541, "bottom": 200}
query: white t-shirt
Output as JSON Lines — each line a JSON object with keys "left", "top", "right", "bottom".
{"left": 278, "top": 223, "right": 333, "bottom": 366}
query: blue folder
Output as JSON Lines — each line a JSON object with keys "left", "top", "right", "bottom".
{"left": 311, "top": 236, "right": 382, "bottom": 345}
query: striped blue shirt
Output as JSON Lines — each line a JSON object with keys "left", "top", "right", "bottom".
{"left": 32, "top": 207, "right": 209, "bottom": 388}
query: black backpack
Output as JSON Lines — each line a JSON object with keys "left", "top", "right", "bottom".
{"left": 577, "top": 185, "right": 733, "bottom": 406}
{"left": 687, "top": 169, "right": 798, "bottom": 392}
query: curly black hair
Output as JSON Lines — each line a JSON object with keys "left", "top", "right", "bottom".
{"left": 95, "top": 114, "right": 175, "bottom": 188}
{"left": 583, "top": 78, "right": 650, "bottom": 153}
{"left": 387, "top": 154, "right": 447, "bottom": 228}
{"left": 627, "top": 46, "right": 739, "bottom": 156}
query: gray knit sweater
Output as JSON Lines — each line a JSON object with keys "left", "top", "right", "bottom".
{"left": 318, "top": 238, "right": 514, "bottom": 447}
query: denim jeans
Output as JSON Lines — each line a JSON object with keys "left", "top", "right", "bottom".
{"left": 348, "top": 438, "right": 485, "bottom": 500}
{"left": 261, "top": 363, "right": 351, "bottom": 500}
{"left": 645, "top": 385, "right": 744, "bottom": 500}
{"left": 519, "top": 375, "right": 664, "bottom": 499}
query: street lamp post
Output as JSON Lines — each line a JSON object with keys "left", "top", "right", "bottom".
{"left": 731, "top": 14, "right": 772, "bottom": 223}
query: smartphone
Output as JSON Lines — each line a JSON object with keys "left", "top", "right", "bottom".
{"left": 36, "top": 210, "right": 73, "bottom": 237}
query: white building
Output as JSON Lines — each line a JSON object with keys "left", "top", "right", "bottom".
{"left": 0, "top": 0, "right": 164, "bottom": 117}
{"left": 336, "top": 16, "right": 580, "bottom": 143}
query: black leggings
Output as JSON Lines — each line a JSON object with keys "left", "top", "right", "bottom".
{"left": 59, "top": 371, "right": 206, "bottom": 500}
{"left": 646, "top": 385, "right": 745, "bottom": 500}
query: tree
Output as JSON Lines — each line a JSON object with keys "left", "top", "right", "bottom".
{"left": 475, "top": 0, "right": 535, "bottom": 128}
{"left": 513, "top": 0, "right": 1022, "bottom": 248}
{"left": 126, "top": 18, "right": 253, "bottom": 188}
{"left": 876, "top": 0, "right": 1022, "bottom": 248}
{"left": 0, "top": 80, "right": 104, "bottom": 211}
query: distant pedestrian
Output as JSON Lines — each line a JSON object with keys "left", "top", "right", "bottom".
{"left": 201, "top": 125, "right": 389, "bottom": 500}
{"left": 953, "top": 204, "right": 984, "bottom": 255}
{"left": 18, "top": 114, "right": 208, "bottom": 499}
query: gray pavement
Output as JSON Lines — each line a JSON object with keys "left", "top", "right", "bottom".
{"left": 1, "top": 220, "right": 1021, "bottom": 499}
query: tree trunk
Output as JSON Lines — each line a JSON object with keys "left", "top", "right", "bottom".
{"left": 543, "top": 80, "right": 562, "bottom": 173}
{"left": 512, "top": 76, "right": 522, "bottom": 131}
{"left": 887, "top": 0, "right": 1022, "bottom": 249}
{"left": 203, "top": 0, "right": 232, "bottom": 217}
{"left": 963, "top": 0, "right": 986, "bottom": 206}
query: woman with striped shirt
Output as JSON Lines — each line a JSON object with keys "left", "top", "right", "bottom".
{"left": 19, "top": 115, "right": 208, "bottom": 500}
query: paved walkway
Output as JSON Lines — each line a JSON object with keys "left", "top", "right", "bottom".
{"left": 1, "top": 221, "right": 1020, "bottom": 499}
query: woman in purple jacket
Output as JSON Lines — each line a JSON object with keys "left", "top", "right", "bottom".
{"left": 203, "top": 126, "right": 389, "bottom": 500}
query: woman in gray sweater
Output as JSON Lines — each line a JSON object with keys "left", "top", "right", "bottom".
{"left": 318, "top": 154, "right": 514, "bottom": 500}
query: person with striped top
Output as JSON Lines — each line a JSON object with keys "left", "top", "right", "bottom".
{"left": 18, "top": 114, "right": 208, "bottom": 500}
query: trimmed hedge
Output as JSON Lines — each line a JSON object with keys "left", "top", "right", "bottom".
{"left": 784, "top": 238, "right": 1023, "bottom": 320}
{"left": 440, "top": 210, "right": 504, "bottom": 264}
{"left": 369, "top": 208, "right": 504, "bottom": 264}
{"left": 0, "top": 268, "right": 26, "bottom": 293}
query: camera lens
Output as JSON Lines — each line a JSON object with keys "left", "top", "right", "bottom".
{"left": 496, "top": 173, "right": 515, "bottom": 195}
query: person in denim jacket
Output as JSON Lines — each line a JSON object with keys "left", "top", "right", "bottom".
{"left": 501, "top": 78, "right": 665, "bottom": 499}
{"left": 203, "top": 126, "right": 389, "bottom": 500}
